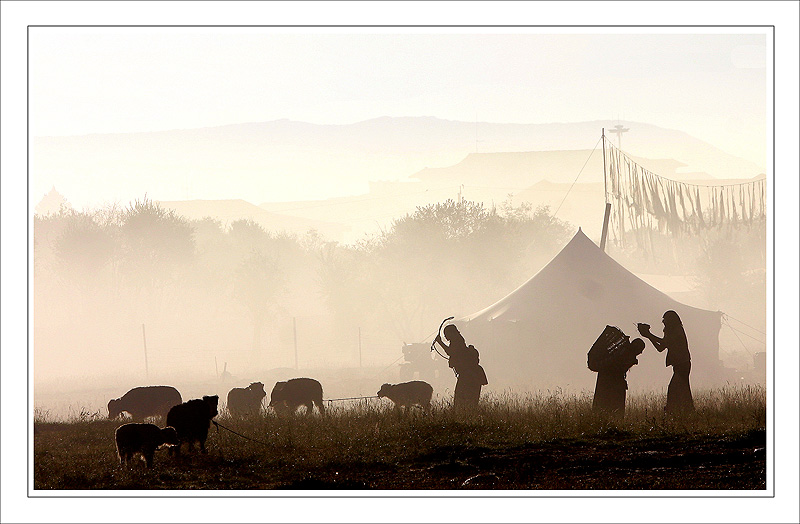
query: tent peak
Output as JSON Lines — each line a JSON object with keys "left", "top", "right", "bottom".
{"left": 568, "top": 227, "right": 597, "bottom": 247}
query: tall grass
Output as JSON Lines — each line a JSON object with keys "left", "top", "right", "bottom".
{"left": 33, "top": 385, "right": 766, "bottom": 489}
{"left": 202, "top": 385, "right": 765, "bottom": 465}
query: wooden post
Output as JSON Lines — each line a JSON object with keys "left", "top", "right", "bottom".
{"left": 141, "top": 324, "right": 149, "bottom": 378}
{"left": 293, "top": 317, "right": 298, "bottom": 370}
{"left": 358, "top": 327, "right": 362, "bottom": 368}
{"left": 600, "top": 202, "right": 612, "bottom": 252}
{"left": 602, "top": 128, "right": 607, "bottom": 201}
{"left": 600, "top": 128, "right": 611, "bottom": 253}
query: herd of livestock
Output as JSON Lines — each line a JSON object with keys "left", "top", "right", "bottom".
{"left": 110, "top": 379, "right": 434, "bottom": 468}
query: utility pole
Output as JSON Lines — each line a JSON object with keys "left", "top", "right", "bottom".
{"left": 358, "top": 327, "right": 362, "bottom": 368}
{"left": 610, "top": 123, "right": 629, "bottom": 150}
{"left": 293, "top": 317, "right": 298, "bottom": 370}
{"left": 141, "top": 324, "right": 149, "bottom": 379}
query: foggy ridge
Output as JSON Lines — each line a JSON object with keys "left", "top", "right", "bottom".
{"left": 33, "top": 118, "right": 764, "bottom": 213}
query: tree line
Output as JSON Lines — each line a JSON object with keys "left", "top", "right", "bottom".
{"left": 33, "top": 197, "right": 572, "bottom": 376}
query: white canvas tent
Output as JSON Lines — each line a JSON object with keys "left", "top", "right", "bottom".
{"left": 459, "top": 228, "right": 723, "bottom": 392}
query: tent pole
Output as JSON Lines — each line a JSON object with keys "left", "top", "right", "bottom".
{"left": 600, "top": 129, "right": 611, "bottom": 252}
{"left": 600, "top": 202, "right": 612, "bottom": 252}
{"left": 602, "top": 128, "right": 607, "bottom": 202}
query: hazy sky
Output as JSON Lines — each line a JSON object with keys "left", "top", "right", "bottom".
{"left": 30, "top": 28, "right": 767, "bottom": 167}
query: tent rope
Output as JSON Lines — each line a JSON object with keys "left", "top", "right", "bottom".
{"left": 723, "top": 322, "right": 766, "bottom": 345}
{"left": 723, "top": 313, "right": 767, "bottom": 336}
{"left": 722, "top": 318, "right": 757, "bottom": 356}
{"left": 552, "top": 136, "right": 602, "bottom": 219}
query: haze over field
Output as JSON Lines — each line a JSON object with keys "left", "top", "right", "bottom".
{"left": 28, "top": 29, "right": 769, "bottom": 422}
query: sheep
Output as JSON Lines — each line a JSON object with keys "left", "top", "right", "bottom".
{"left": 165, "top": 395, "right": 219, "bottom": 455}
{"left": 269, "top": 378, "right": 325, "bottom": 415}
{"left": 377, "top": 381, "right": 433, "bottom": 412}
{"left": 107, "top": 385, "right": 182, "bottom": 421}
{"left": 226, "top": 382, "right": 266, "bottom": 417}
{"left": 114, "top": 423, "right": 179, "bottom": 468}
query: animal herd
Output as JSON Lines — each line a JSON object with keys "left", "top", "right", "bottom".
{"left": 109, "top": 378, "right": 433, "bottom": 468}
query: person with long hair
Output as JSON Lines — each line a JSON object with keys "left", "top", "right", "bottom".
{"left": 638, "top": 310, "right": 695, "bottom": 414}
{"left": 434, "top": 324, "right": 488, "bottom": 409}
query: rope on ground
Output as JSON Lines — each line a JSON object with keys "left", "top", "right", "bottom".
{"left": 211, "top": 420, "right": 272, "bottom": 447}
{"left": 324, "top": 396, "right": 380, "bottom": 403}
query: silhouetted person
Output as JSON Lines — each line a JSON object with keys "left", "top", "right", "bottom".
{"left": 434, "top": 325, "right": 487, "bottom": 409}
{"left": 589, "top": 337, "right": 645, "bottom": 419}
{"left": 638, "top": 310, "right": 694, "bottom": 415}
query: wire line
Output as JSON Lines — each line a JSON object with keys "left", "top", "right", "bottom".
{"left": 722, "top": 319, "right": 757, "bottom": 356}
{"left": 723, "top": 313, "right": 767, "bottom": 336}
{"left": 723, "top": 323, "right": 766, "bottom": 345}
{"left": 552, "top": 136, "right": 602, "bottom": 219}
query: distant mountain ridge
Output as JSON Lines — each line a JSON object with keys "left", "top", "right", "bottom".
{"left": 412, "top": 149, "right": 689, "bottom": 187}
{"left": 33, "top": 117, "right": 764, "bottom": 236}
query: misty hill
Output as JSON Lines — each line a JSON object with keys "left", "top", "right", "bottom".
{"left": 32, "top": 117, "right": 763, "bottom": 212}
{"left": 155, "top": 199, "right": 348, "bottom": 239}
{"left": 257, "top": 147, "right": 729, "bottom": 243}
{"left": 412, "top": 149, "right": 688, "bottom": 187}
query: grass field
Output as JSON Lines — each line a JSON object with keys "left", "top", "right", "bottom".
{"left": 33, "top": 385, "right": 767, "bottom": 491}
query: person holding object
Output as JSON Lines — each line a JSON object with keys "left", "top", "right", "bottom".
{"left": 434, "top": 324, "right": 488, "bottom": 409}
{"left": 638, "top": 310, "right": 695, "bottom": 415}
{"left": 589, "top": 334, "right": 645, "bottom": 419}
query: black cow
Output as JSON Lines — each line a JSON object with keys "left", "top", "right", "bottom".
{"left": 227, "top": 382, "right": 266, "bottom": 417}
{"left": 108, "top": 386, "right": 182, "bottom": 421}
{"left": 269, "top": 378, "right": 325, "bottom": 415}
{"left": 166, "top": 395, "right": 219, "bottom": 455}
{"left": 377, "top": 381, "right": 433, "bottom": 412}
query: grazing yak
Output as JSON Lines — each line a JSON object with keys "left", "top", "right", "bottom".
{"left": 227, "top": 382, "right": 266, "bottom": 417}
{"left": 114, "top": 423, "right": 179, "bottom": 468}
{"left": 165, "top": 395, "right": 219, "bottom": 455}
{"left": 108, "top": 386, "right": 182, "bottom": 421}
{"left": 378, "top": 381, "right": 433, "bottom": 412}
{"left": 269, "top": 378, "right": 325, "bottom": 415}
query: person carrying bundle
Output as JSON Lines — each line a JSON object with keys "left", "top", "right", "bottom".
{"left": 434, "top": 324, "right": 488, "bottom": 409}
{"left": 588, "top": 326, "right": 645, "bottom": 419}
